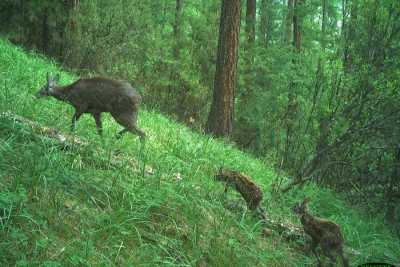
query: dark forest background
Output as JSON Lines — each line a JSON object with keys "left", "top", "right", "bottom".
{"left": 1, "top": 0, "right": 399, "bottom": 232}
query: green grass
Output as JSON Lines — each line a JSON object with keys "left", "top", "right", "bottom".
{"left": 0, "top": 38, "right": 399, "bottom": 266}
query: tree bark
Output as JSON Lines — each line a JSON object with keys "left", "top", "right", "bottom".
{"left": 321, "top": 0, "right": 327, "bottom": 51}
{"left": 206, "top": 0, "right": 241, "bottom": 138}
{"left": 284, "top": 0, "right": 294, "bottom": 44}
{"left": 245, "top": 0, "right": 256, "bottom": 51}
{"left": 63, "top": 0, "right": 81, "bottom": 67}
{"left": 343, "top": 0, "right": 358, "bottom": 72}
{"left": 242, "top": 0, "right": 256, "bottom": 96}
{"left": 172, "top": 0, "right": 185, "bottom": 117}
{"left": 259, "top": 0, "right": 267, "bottom": 46}
{"left": 385, "top": 145, "right": 400, "bottom": 227}
{"left": 173, "top": 0, "right": 183, "bottom": 59}
{"left": 283, "top": 0, "right": 303, "bottom": 169}
{"left": 41, "top": 7, "right": 49, "bottom": 54}
{"left": 293, "top": 0, "right": 304, "bottom": 51}
{"left": 312, "top": 0, "right": 329, "bottom": 172}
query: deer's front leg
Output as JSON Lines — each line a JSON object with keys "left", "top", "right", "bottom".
{"left": 71, "top": 110, "right": 83, "bottom": 132}
{"left": 92, "top": 113, "right": 103, "bottom": 136}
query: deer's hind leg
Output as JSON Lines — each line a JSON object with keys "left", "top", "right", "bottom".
{"left": 112, "top": 111, "right": 146, "bottom": 141}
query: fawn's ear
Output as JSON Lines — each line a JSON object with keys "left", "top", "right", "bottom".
{"left": 302, "top": 197, "right": 310, "bottom": 206}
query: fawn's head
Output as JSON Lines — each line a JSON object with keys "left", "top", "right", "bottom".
{"left": 36, "top": 73, "right": 60, "bottom": 98}
{"left": 214, "top": 167, "right": 228, "bottom": 182}
{"left": 293, "top": 197, "right": 310, "bottom": 216}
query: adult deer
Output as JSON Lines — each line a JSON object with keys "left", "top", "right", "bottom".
{"left": 36, "top": 73, "right": 146, "bottom": 141}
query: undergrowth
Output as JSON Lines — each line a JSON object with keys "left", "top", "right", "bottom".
{"left": 0, "top": 39, "right": 399, "bottom": 266}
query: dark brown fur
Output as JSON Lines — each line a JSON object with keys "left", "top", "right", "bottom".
{"left": 293, "top": 198, "right": 349, "bottom": 267}
{"left": 215, "top": 168, "right": 266, "bottom": 219}
{"left": 36, "top": 74, "right": 145, "bottom": 140}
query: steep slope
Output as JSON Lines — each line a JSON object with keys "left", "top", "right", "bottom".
{"left": 0, "top": 39, "right": 399, "bottom": 266}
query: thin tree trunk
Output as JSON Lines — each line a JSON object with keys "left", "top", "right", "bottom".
{"left": 171, "top": 0, "right": 185, "bottom": 118}
{"left": 243, "top": 0, "right": 256, "bottom": 95}
{"left": 41, "top": 7, "right": 49, "bottom": 54}
{"left": 284, "top": 0, "right": 294, "bottom": 44}
{"left": 63, "top": 0, "right": 81, "bottom": 67}
{"left": 235, "top": 0, "right": 257, "bottom": 149}
{"left": 245, "top": 0, "right": 256, "bottom": 54}
{"left": 321, "top": 0, "right": 327, "bottom": 51}
{"left": 305, "top": 0, "right": 328, "bottom": 136}
{"left": 206, "top": 0, "right": 241, "bottom": 137}
{"left": 293, "top": 0, "right": 303, "bottom": 51}
{"left": 343, "top": 0, "right": 358, "bottom": 72}
{"left": 259, "top": 0, "right": 268, "bottom": 46}
{"left": 312, "top": 0, "right": 329, "bottom": 169}
{"left": 385, "top": 145, "right": 400, "bottom": 226}
{"left": 283, "top": 0, "right": 303, "bottom": 169}
{"left": 173, "top": 0, "right": 183, "bottom": 59}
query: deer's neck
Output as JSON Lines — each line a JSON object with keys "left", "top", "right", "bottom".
{"left": 51, "top": 85, "right": 71, "bottom": 102}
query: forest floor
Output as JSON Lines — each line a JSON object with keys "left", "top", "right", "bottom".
{"left": 1, "top": 38, "right": 399, "bottom": 266}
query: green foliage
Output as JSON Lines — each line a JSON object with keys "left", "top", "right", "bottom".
{"left": 1, "top": 38, "right": 400, "bottom": 266}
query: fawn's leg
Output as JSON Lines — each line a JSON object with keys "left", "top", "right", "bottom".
{"left": 309, "top": 239, "right": 321, "bottom": 267}
{"left": 321, "top": 239, "right": 337, "bottom": 267}
{"left": 337, "top": 245, "right": 349, "bottom": 267}
{"left": 255, "top": 206, "right": 267, "bottom": 220}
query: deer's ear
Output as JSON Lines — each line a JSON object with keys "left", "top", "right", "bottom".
{"left": 47, "top": 72, "right": 51, "bottom": 82}
{"left": 54, "top": 73, "right": 60, "bottom": 82}
{"left": 303, "top": 197, "right": 310, "bottom": 206}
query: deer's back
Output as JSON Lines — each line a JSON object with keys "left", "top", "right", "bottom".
{"left": 66, "top": 77, "right": 141, "bottom": 113}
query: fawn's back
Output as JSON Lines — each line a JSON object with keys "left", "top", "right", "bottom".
{"left": 215, "top": 169, "right": 263, "bottom": 210}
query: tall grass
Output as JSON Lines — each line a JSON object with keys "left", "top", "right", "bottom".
{"left": 0, "top": 38, "right": 399, "bottom": 266}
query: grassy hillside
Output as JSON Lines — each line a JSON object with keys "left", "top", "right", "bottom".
{"left": 0, "top": 38, "right": 399, "bottom": 266}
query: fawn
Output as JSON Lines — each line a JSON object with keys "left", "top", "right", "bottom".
{"left": 215, "top": 168, "right": 267, "bottom": 220}
{"left": 293, "top": 198, "right": 349, "bottom": 267}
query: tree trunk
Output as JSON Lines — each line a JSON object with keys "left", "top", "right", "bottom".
{"left": 173, "top": 0, "right": 183, "bottom": 59}
{"left": 284, "top": 0, "right": 294, "bottom": 44}
{"left": 245, "top": 0, "right": 256, "bottom": 52}
{"left": 63, "top": 0, "right": 81, "bottom": 67}
{"left": 41, "top": 7, "right": 49, "bottom": 54}
{"left": 293, "top": 0, "right": 303, "bottom": 51}
{"left": 243, "top": 0, "right": 256, "bottom": 96}
{"left": 343, "top": 0, "right": 358, "bottom": 72}
{"left": 321, "top": 0, "right": 327, "bottom": 51}
{"left": 312, "top": 0, "right": 329, "bottom": 174}
{"left": 206, "top": 0, "right": 241, "bottom": 138}
{"left": 283, "top": 0, "right": 303, "bottom": 169}
{"left": 172, "top": 0, "right": 186, "bottom": 118}
{"left": 385, "top": 145, "right": 400, "bottom": 228}
{"left": 259, "top": 0, "right": 274, "bottom": 47}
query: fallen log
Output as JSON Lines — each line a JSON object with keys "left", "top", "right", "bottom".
{"left": 0, "top": 111, "right": 155, "bottom": 175}
{"left": 0, "top": 111, "right": 87, "bottom": 148}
